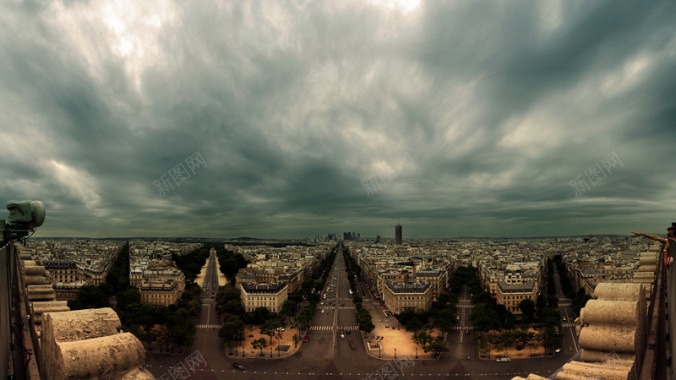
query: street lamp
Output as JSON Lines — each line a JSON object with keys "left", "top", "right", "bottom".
{"left": 416, "top": 347, "right": 418, "bottom": 359}
{"left": 379, "top": 344, "right": 381, "bottom": 358}
{"left": 394, "top": 348, "right": 397, "bottom": 360}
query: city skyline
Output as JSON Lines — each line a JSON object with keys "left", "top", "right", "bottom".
{"left": 2, "top": 1, "right": 676, "bottom": 239}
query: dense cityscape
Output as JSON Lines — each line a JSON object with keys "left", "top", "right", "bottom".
{"left": 1, "top": 222, "right": 664, "bottom": 379}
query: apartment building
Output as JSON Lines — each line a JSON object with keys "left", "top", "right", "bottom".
{"left": 138, "top": 278, "right": 185, "bottom": 307}
{"left": 43, "top": 259, "right": 79, "bottom": 283}
{"left": 383, "top": 281, "right": 433, "bottom": 314}
{"left": 239, "top": 282, "right": 288, "bottom": 313}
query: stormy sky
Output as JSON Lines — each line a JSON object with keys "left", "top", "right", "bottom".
{"left": 1, "top": 0, "right": 675, "bottom": 239}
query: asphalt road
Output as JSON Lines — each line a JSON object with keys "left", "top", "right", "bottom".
{"left": 201, "top": 248, "right": 219, "bottom": 301}
{"left": 552, "top": 264, "right": 580, "bottom": 355}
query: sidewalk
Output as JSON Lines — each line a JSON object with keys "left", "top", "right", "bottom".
{"left": 479, "top": 344, "right": 548, "bottom": 360}
{"left": 229, "top": 326, "right": 303, "bottom": 359}
{"left": 363, "top": 327, "right": 440, "bottom": 360}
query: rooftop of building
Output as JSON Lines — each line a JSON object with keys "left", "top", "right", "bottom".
{"left": 240, "top": 282, "right": 287, "bottom": 293}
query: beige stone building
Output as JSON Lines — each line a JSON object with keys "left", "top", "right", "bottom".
{"left": 139, "top": 278, "right": 185, "bottom": 306}
{"left": 383, "top": 281, "right": 433, "bottom": 314}
{"left": 53, "top": 281, "right": 88, "bottom": 301}
{"left": 415, "top": 267, "right": 448, "bottom": 302}
{"left": 131, "top": 267, "right": 186, "bottom": 306}
{"left": 79, "top": 262, "right": 113, "bottom": 285}
{"left": 495, "top": 281, "right": 537, "bottom": 314}
{"left": 239, "top": 282, "right": 288, "bottom": 313}
{"left": 43, "top": 259, "right": 80, "bottom": 283}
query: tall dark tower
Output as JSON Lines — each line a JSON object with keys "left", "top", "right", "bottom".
{"left": 395, "top": 222, "right": 402, "bottom": 245}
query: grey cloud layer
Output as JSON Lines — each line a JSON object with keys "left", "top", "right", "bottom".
{"left": 1, "top": 0, "right": 675, "bottom": 238}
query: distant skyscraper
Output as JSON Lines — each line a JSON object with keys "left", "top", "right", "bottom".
{"left": 395, "top": 223, "right": 402, "bottom": 245}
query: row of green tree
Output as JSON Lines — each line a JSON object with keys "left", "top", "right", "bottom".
{"left": 342, "top": 246, "right": 376, "bottom": 334}
{"left": 546, "top": 258, "right": 556, "bottom": 295}
{"left": 342, "top": 246, "right": 361, "bottom": 292}
{"left": 106, "top": 242, "right": 130, "bottom": 293}
{"left": 533, "top": 293, "right": 563, "bottom": 353}
{"left": 172, "top": 246, "right": 210, "bottom": 282}
{"left": 351, "top": 295, "right": 375, "bottom": 333}
{"left": 470, "top": 291, "right": 517, "bottom": 331}
{"left": 474, "top": 328, "right": 541, "bottom": 357}
{"left": 214, "top": 246, "right": 249, "bottom": 280}
{"left": 451, "top": 265, "right": 482, "bottom": 295}
{"left": 173, "top": 243, "right": 249, "bottom": 283}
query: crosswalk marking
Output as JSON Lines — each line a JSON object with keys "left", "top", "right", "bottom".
{"left": 309, "top": 325, "right": 360, "bottom": 331}
{"left": 197, "top": 324, "right": 221, "bottom": 329}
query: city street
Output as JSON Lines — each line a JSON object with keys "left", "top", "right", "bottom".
{"left": 200, "top": 248, "right": 220, "bottom": 301}
{"left": 552, "top": 262, "right": 580, "bottom": 355}
{"left": 196, "top": 248, "right": 221, "bottom": 329}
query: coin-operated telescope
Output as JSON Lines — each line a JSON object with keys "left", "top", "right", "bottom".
{"left": 2, "top": 200, "right": 46, "bottom": 244}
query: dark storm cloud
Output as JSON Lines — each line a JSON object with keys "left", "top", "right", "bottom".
{"left": 1, "top": 0, "right": 675, "bottom": 238}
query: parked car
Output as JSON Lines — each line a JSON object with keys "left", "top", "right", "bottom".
{"left": 276, "top": 327, "right": 285, "bottom": 331}
{"left": 496, "top": 358, "right": 511, "bottom": 362}
{"left": 232, "top": 363, "right": 246, "bottom": 371}
{"left": 303, "top": 335, "right": 309, "bottom": 342}
{"left": 340, "top": 333, "right": 345, "bottom": 340}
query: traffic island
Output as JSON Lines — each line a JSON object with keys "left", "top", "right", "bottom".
{"left": 363, "top": 327, "right": 443, "bottom": 360}
{"left": 229, "top": 326, "right": 301, "bottom": 359}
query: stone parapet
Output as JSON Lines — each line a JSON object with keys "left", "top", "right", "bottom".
{"left": 30, "top": 301, "right": 70, "bottom": 324}
{"left": 578, "top": 325, "right": 638, "bottom": 353}
{"left": 42, "top": 308, "right": 153, "bottom": 380}
{"left": 27, "top": 284, "right": 56, "bottom": 301}
{"left": 51, "top": 333, "right": 148, "bottom": 379}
